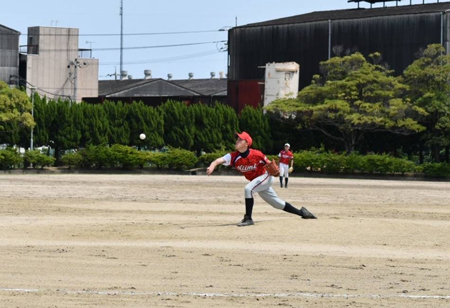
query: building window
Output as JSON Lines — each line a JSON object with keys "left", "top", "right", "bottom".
{"left": 28, "top": 36, "right": 38, "bottom": 54}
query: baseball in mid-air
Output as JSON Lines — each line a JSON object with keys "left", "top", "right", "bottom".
{"left": 139, "top": 133, "right": 146, "bottom": 140}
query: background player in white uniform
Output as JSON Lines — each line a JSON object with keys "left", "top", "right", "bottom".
{"left": 278, "top": 143, "right": 294, "bottom": 188}
{"left": 206, "top": 132, "right": 316, "bottom": 226}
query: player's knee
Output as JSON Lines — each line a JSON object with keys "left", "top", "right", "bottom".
{"left": 244, "top": 186, "right": 253, "bottom": 199}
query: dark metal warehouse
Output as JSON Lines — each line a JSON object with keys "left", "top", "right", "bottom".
{"left": 228, "top": 2, "right": 450, "bottom": 95}
{"left": 0, "top": 24, "right": 20, "bottom": 84}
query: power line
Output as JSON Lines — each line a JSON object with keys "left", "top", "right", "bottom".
{"left": 94, "top": 40, "right": 227, "bottom": 51}
{"left": 100, "top": 50, "right": 219, "bottom": 66}
{"left": 0, "top": 29, "right": 224, "bottom": 37}
{"left": 9, "top": 75, "right": 73, "bottom": 101}
{"left": 20, "top": 40, "right": 227, "bottom": 53}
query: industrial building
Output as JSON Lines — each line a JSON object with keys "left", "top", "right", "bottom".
{"left": 87, "top": 72, "right": 227, "bottom": 106}
{"left": 227, "top": 1, "right": 450, "bottom": 111}
{"left": 0, "top": 24, "right": 20, "bottom": 84}
{"left": 18, "top": 27, "right": 98, "bottom": 101}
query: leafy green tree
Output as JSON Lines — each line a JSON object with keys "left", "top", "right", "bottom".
{"left": 403, "top": 44, "right": 450, "bottom": 162}
{"left": 266, "top": 111, "right": 320, "bottom": 153}
{"left": 0, "top": 82, "right": 35, "bottom": 146}
{"left": 191, "top": 103, "right": 222, "bottom": 155}
{"left": 0, "top": 81, "right": 34, "bottom": 134}
{"left": 239, "top": 106, "right": 272, "bottom": 152}
{"left": 159, "top": 100, "right": 194, "bottom": 150}
{"left": 266, "top": 52, "right": 425, "bottom": 153}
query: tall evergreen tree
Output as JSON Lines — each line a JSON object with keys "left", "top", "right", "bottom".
{"left": 103, "top": 100, "right": 130, "bottom": 145}
{"left": 126, "top": 101, "right": 149, "bottom": 147}
{"left": 239, "top": 106, "right": 272, "bottom": 152}
{"left": 191, "top": 103, "right": 222, "bottom": 155}
{"left": 214, "top": 102, "right": 239, "bottom": 150}
{"left": 0, "top": 121, "right": 20, "bottom": 145}
{"left": 159, "top": 100, "right": 194, "bottom": 150}
{"left": 33, "top": 95, "right": 50, "bottom": 147}
{"left": 82, "top": 103, "right": 109, "bottom": 146}
{"left": 140, "top": 103, "right": 164, "bottom": 149}
{"left": 71, "top": 102, "right": 85, "bottom": 149}
{"left": 50, "top": 100, "right": 80, "bottom": 161}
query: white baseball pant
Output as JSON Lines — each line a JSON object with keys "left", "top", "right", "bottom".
{"left": 279, "top": 162, "right": 290, "bottom": 178}
{"left": 244, "top": 173, "right": 285, "bottom": 210}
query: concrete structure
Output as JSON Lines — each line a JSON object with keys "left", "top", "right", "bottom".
{"left": 263, "top": 62, "right": 299, "bottom": 107}
{"left": 21, "top": 27, "right": 98, "bottom": 101}
{"left": 0, "top": 25, "right": 20, "bottom": 84}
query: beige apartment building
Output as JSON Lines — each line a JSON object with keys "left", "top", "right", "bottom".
{"left": 22, "top": 26, "right": 98, "bottom": 102}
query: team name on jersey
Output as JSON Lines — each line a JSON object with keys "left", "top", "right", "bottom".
{"left": 237, "top": 163, "right": 257, "bottom": 172}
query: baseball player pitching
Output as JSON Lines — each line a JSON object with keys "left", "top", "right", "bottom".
{"left": 278, "top": 143, "right": 294, "bottom": 188}
{"left": 206, "top": 131, "right": 316, "bottom": 226}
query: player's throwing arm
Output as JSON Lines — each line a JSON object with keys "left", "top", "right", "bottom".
{"left": 206, "top": 157, "right": 225, "bottom": 175}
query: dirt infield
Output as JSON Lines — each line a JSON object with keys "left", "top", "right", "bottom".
{"left": 0, "top": 174, "right": 449, "bottom": 307}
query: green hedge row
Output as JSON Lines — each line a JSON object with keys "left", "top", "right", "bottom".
{"left": 61, "top": 144, "right": 198, "bottom": 170}
{"left": 269, "top": 151, "right": 450, "bottom": 178}
{"left": 2, "top": 146, "right": 450, "bottom": 178}
{"left": 292, "top": 152, "right": 417, "bottom": 175}
{"left": 0, "top": 148, "right": 55, "bottom": 170}
{"left": 59, "top": 145, "right": 450, "bottom": 177}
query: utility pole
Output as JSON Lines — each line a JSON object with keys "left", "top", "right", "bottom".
{"left": 73, "top": 60, "right": 78, "bottom": 102}
{"left": 30, "top": 87, "right": 36, "bottom": 152}
{"left": 120, "top": 0, "right": 124, "bottom": 79}
{"left": 68, "top": 59, "right": 86, "bottom": 102}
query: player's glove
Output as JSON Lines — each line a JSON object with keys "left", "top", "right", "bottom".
{"left": 289, "top": 166, "right": 294, "bottom": 173}
{"left": 265, "top": 159, "right": 280, "bottom": 177}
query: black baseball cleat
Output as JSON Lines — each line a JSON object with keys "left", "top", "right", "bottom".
{"left": 300, "top": 207, "right": 317, "bottom": 219}
{"left": 237, "top": 215, "right": 254, "bottom": 227}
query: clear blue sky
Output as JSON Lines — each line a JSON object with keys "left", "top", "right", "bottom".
{"left": 1, "top": 0, "right": 445, "bottom": 80}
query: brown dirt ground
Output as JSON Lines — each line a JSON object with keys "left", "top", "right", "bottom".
{"left": 0, "top": 173, "right": 449, "bottom": 307}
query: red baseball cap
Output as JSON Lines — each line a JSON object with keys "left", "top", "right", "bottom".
{"left": 235, "top": 131, "right": 252, "bottom": 147}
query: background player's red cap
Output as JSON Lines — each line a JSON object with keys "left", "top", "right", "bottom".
{"left": 235, "top": 131, "right": 252, "bottom": 147}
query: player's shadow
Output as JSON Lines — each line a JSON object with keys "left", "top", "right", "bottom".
{"left": 179, "top": 220, "right": 274, "bottom": 229}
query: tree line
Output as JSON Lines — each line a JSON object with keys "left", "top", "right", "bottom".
{"left": 1, "top": 44, "right": 450, "bottom": 165}
{"left": 0, "top": 93, "right": 274, "bottom": 162}
{"left": 267, "top": 44, "right": 450, "bottom": 163}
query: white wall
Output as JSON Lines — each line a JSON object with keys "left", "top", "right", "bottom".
{"left": 263, "top": 62, "right": 300, "bottom": 107}
{"left": 25, "top": 27, "right": 98, "bottom": 102}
